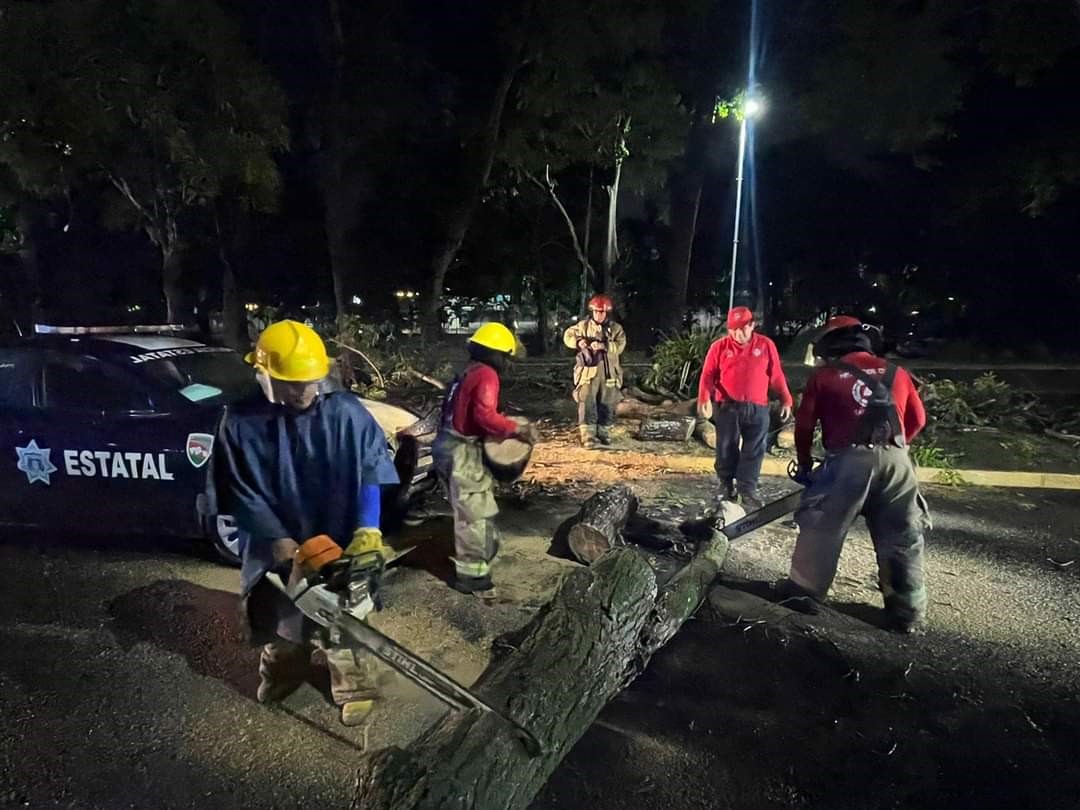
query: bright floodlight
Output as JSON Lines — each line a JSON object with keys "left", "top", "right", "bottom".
{"left": 743, "top": 97, "right": 764, "bottom": 118}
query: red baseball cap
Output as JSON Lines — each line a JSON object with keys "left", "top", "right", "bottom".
{"left": 727, "top": 306, "right": 755, "bottom": 330}
{"left": 821, "top": 315, "right": 862, "bottom": 334}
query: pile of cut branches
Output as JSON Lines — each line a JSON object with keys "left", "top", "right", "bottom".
{"left": 919, "top": 372, "right": 1080, "bottom": 439}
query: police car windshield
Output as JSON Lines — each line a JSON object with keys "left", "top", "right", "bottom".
{"left": 139, "top": 351, "right": 259, "bottom": 404}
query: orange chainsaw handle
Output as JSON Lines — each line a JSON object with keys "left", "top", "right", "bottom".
{"left": 294, "top": 534, "right": 343, "bottom": 577}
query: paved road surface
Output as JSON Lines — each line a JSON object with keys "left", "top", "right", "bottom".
{"left": 1, "top": 483, "right": 1078, "bottom": 809}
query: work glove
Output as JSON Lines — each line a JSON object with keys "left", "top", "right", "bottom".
{"left": 344, "top": 527, "right": 390, "bottom": 563}
{"left": 589, "top": 340, "right": 606, "bottom": 353}
{"left": 515, "top": 421, "right": 541, "bottom": 445}
{"left": 698, "top": 399, "right": 713, "bottom": 421}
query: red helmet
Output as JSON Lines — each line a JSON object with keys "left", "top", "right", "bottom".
{"left": 821, "top": 315, "right": 862, "bottom": 334}
{"left": 587, "top": 294, "right": 614, "bottom": 312}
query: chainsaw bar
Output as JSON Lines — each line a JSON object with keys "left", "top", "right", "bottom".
{"left": 719, "top": 489, "right": 803, "bottom": 542}
{"left": 334, "top": 613, "right": 544, "bottom": 757}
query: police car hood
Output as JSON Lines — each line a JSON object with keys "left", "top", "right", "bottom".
{"left": 357, "top": 398, "right": 420, "bottom": 436}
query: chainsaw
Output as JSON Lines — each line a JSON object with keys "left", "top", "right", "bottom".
{"left": 265, "top": 548, "right": 544, "bottom": 757}
{"left": 709, "top": 458, "right": 814, "bottom": 542}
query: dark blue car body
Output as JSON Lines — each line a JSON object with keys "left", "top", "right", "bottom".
{"left": 0, "top": 329, "right": 435, "bottom": 560}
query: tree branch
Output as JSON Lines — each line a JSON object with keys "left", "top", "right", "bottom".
{"left": 526, "top": 165, "right": 593, "bottom": 279}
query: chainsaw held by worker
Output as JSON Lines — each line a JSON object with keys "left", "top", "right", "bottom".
{"left": 709, "top": 458, "right": 814, "bottom": 542}
{"left": 264, "top": 537, "right": 544, "bottom": 757}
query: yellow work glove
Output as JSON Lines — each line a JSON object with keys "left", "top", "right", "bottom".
{"left": 344, "top": 527, "right": 390, "bottom": 562}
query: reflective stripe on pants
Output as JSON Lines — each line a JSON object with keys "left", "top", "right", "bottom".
{"left": 435, "top": 430, "right": 500, "bottom": 578}
{"left": 789, "top": 446, "right": 930, "bottom": 624}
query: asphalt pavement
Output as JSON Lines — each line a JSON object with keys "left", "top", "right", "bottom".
{"left": 1, "top": 483, "right": 1078, "bottom": 809}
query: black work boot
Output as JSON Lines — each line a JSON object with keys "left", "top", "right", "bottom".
{"left": 452, "top": 574, "right": 498, "bottom": 601}
{"left": 739, "top": 491, "right": 764, "bottom": 512}
{"left": 596, "top": 425, "right": 613, "bottom": 446}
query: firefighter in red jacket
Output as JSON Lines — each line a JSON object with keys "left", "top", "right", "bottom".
{"left": 433, "top": 323, "right": 539, "bottom": 600}
{"left": 781, "top": 316, "right": 930, "bottom": 633}
{"left": 697, "top": 307, "right": 793, "bottom": 511}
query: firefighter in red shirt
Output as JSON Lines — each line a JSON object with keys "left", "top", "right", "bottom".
{"left": 697, "top": 306, "right": 793, "bottom": 511}
{"left": 781, "top": 316, "right": 930, "bottom": 633}
{"left": 433, "top": 323, "right": 539, "bottom": 599}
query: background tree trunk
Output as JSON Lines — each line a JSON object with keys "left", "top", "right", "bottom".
{"left": 161, "top": 244, "right": 185, "bottom": 324}
{"left": 423, "top": 63, "right": 523, "bottom": 338}
{"left": 350, "top": 536, "right": 730, "bottom": 810}
{"left": 663, "top": 114, "right": 709, "bottom": 334}
{"left": 13, "top": 204, "right": 40, "bottom": 329}
{"left": 601, "top": 158, "right": 622, "bottom": 294}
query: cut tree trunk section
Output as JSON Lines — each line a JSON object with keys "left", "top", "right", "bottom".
{"left": 638, "top": 416, "right": 695, "bottom": 442}
{"left": 566, "top": 485, "right": 638, "bottom": 565}
{"left": 351, "top": 533, "right": 730, "bottom": 810}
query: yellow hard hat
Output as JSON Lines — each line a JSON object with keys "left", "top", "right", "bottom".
{"left": 468, "top": 322, "right": 517, "bottom": 356}
{"left": 245, "top": 320, "right": 331, "bottom": 382}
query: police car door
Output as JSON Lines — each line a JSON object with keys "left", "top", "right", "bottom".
{"left": 0, "top": 346, "right": 44, "bottom": 527}
{"left": 35, "top": 353, "right": 183, "bottom": 534}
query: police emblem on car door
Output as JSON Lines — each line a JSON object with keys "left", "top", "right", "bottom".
{"left": 186, "top": 433, "right": 215, "bottom": 468}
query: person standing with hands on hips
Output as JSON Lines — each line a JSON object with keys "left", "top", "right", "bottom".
{"left": 697, "top": 306, "right": 793, "bottom": 511}
{"left": 563, "top": 294, "right": 627, "bottom": 449}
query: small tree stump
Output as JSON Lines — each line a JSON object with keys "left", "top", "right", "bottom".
{"left": 638, "top": 416, "right": 695, "bottom": 442}
{"left": 566, "top": 485, "right": 638, "bottom": 565}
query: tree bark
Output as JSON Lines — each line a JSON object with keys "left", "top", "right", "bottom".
{"left": 581, "top": 166, "right": 594, "bottom": 312}
{"left": 663, "top": 114, "right": 709, "bottom": 334}
{"left": 601, "top": 160, "right": 621, "bottom": 294}
{"left": 320, "top": 0, "right": 364, "bottom": 322}
{"left": 530, "top": 220, "right": 549, "bottom": 356}
{"left": 638, "top": 416, "right": 696, "bottom": 442}
{"left": 567, "top": 485, "right": 638, "bottom": 565}
{"left": 13, "top": 204, "right": 40, "bottom": 329}
{"left": 423, "top": 62, "right": 524, "bottom": 338}
{"left": 161, "top": 243, "right": 185, "bottom": 324}
{"left": 350, "top": 535, "right": 730, "bottom": 810}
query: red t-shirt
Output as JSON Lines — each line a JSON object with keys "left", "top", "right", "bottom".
{"left": 452, "top": 362, "right": 518, "bottom": 439}
{"left": 795, "top": 352, "right": 926, "bottom": 465}
{"left": 697, "top": 333, "right": 793, "bottom": 408}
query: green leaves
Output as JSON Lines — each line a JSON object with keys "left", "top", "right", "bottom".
{"left": 0, "top": 0, "right": 288, "bottom": 236}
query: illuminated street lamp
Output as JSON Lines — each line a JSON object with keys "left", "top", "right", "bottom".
{"left": 728, "top": 94, "right": 765, "bottom": 315}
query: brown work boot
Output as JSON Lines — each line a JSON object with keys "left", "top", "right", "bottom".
{"left": 578, "top": 425, "right": 596, "bottom": 449}
{"left": 257, "top": 641, "right": 310, "bottom": 704}
{"left": 340, "top": 699, "right": 377, "bottom": 727}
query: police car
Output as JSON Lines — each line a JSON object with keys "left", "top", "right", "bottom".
{"left": 0, "top": 325, "right": 437, "bottom": 563}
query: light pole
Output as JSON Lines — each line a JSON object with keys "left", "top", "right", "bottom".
{"left": 728, "top": 96, "right": 764, "bottom": 315}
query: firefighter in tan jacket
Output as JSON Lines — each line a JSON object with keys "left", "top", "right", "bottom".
{"left": 563, "top": 294, "right": 627, "bottom": 448}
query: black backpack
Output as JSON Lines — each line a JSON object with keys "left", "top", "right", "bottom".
{"left": 828, "top": 360, "right": 905, "bottom": 448}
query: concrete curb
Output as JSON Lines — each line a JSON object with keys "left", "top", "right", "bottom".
{"left": 535, "top": 446, "right": 1080, "bottom": 491}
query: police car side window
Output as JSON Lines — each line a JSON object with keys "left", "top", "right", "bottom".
{"left": 43, "top": 357, "right": 151, "bottom": 414}
{"left": 0, "top": 349, "right": 36, "bottom": 410}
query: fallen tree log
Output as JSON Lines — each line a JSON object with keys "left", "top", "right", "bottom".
{"left": 566, "top": 485, "right": 638, "bottom": 565}
{"left": 638, "top": 416, "right": 695, "bottom": 442}
{"left": 350, "top": 535, "right": 731, "bottom": 810}
{"left": 694, "top": 417, "right": 717, "bottom": 449}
